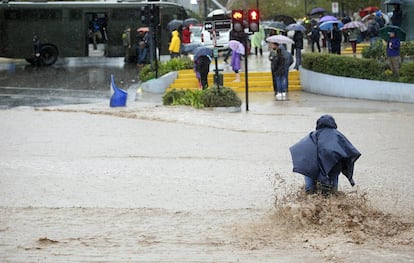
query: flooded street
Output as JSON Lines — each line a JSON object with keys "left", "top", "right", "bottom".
{"left": 0, "top": 57, "right": 414, "bottom": 262}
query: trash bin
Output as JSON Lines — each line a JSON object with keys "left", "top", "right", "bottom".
{"left": 110, "top": 74, "right": 128, "bottom": 107}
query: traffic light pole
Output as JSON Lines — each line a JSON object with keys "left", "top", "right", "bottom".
{"left": 244, "top": 33, "right": 249, "bottom": 111}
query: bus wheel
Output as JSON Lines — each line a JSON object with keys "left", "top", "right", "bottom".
{"left": 40, "top": 44, "right": 59, "bottom": 66}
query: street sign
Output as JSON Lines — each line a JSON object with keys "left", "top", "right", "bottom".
{"left": 204, "top": 21, "right": 213, "bottom": 31}
{"left": 214, "top": 20, "right": 232, "bottom": 31}
{"left": 332, "top": 2, "right": 339, "bottom": 13}
{"left": 204, "top": 20, "right": 231, "bottom": 31}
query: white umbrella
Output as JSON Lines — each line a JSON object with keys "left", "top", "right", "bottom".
{"left": 266, "top": 35, "right": 294, "bottom": 45}
{"left": 342, "top": 21, "right": 368, "bottom": 32}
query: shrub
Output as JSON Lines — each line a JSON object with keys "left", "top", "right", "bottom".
{"left": 162, "top": 89, "right": 186, "bottom": 105}
{"left": 302, "top": 53, "right": 387, "bottom": 81}
{"left": 399, "top": 62, "right": 414, "bottom": 83}
{"left": 139, "top": 57, "right": 193, "bottom": 82}
{"left": 163, "top": 87, "right": 242, "bottom": 108}
{"left": 201, "top": 86, "right": 242, "bottom": 107}
{"left": 362, "top": 39, "right": 386, "bottom": 61}
{"left": 401, "top": 41, "right": 414, "bottom": 62}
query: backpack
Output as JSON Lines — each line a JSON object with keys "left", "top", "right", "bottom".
{"left": 311, "top": 27, "right": 320, "bottom": 40}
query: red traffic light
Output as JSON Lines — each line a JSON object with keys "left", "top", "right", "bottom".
{"left": 247, "top": 9, "right": 260, "bottom": 32}
{"left": 232, "top": 10, "right": 244, "bottom": 32}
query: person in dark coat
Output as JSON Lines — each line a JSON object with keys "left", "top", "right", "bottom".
{"left": 308, "top": 25, "right": 321, "bottom": 52}
{"left": 391, "top": 4, "right": 402, "bottom": 27}
{"left": 194, "top": 55, "right": 211, "bottom": 89}
{"left": 289, "top": 115, "right": 361, "bottom": 195}
{"left": 269, "top": 46, "right": 286, "bottom": 100}
{"left": 293, "top": 30, "right": 304, "bottom": 70}
{"left": 330, "top": 23, "right": 342, "bottom": 55}
{"left": 386, "top": 30, "right": 401, "bottom": 77}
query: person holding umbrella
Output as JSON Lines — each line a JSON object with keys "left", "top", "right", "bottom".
{"left": 386, "top": 30, "right": 401, "bottom": 77}
{"left": 391, "top": 4, "right": 402, "bottom": 27}
{"left": 347, "top": 27, "right": 361, "bottom": 57}
{"left": 268, "top": 42, "right": 287, "bottom": 100}
{"left": 292, "top": 30, "right": 304, "bottom": 70}
{"left": 229, "top": 40, "right": 244, "bottom": 82}
{"left": 330, "top": 23, "right": 342, "bottom": 54}
{"left": 193, "top": 47, "right": 212, "bottom": 89}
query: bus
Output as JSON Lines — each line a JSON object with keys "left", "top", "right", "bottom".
{"left": 0, "top": 0, "right": 188, "bottom": 65}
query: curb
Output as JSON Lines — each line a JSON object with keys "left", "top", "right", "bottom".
{"left": 300, "top": 67, "right": 414, "bottom": 103}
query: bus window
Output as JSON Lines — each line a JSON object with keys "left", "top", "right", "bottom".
{"left": 87, "top": 13, "right": 108, "bottom": 55}
{"left": 0, "top": 1, "right": 188, "bottom": 65}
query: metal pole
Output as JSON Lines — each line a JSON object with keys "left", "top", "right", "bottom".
{"left": 244, "top": 33, "right": 249, "bottom": 111}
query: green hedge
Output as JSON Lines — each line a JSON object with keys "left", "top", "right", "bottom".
{"left": 163, "top": 87, "right": 242, "bottom": 108}
{"left": 302, "top": 52, "right": 414, "bottom": 83}
{"left": 139, "top": 57, "right": 194, "bottom": 82}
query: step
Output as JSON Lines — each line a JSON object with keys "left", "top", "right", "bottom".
{"left": 168, "top": 70, "right": 301, "bottom": 92}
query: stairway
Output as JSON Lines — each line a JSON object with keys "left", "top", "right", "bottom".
{"left": 341, "top": 42, "right": 370, "bottom": 56}
{"left": 167, "top": 69, "right": 301, "bottom": 92}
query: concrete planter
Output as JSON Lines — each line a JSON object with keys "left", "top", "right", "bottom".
{"left": 300, "top": 67, "right": 414, "bottom": 103}
{"left": 141, "top": 71, "right": 178, "bottom": 94}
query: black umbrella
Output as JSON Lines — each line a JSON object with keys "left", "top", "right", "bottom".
{"left": 264, "top": 21, "right": 286, "bottom": 31}
{"left": 184, "top": 18, "right": 199, "bottom": 27}
{"left": 167, "top": 19, "right": 183, "bottom": 31}
{"left": 274, "top": 15, "right": 296, "bottom": 26}
{"left": 384, "top": 0, "right": 403, "bottom": 4}
{"left": 379, "top": 25, "right": 406, "bottom": 41}
{"left": 310, "top": 7, "right": 326, "bottom": 16}
{"left": 193, "top": 46, "right": 212, "bottom": 61}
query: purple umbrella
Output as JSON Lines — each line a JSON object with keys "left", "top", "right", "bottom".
{"left": 310, "top": 7, "right": 326, "bottom": 16}
{"left": 229, "top": 40, "right": 245, "bottom": 55}
{"left": 286, "top": 23, "right": 306, "bottom": 31}
{"left": 319, "top": 15, "right": 337, "bottom": 23}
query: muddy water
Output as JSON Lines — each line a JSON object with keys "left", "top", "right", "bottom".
{"left": 1, "top": 94, "right": 414, "bottom": 262}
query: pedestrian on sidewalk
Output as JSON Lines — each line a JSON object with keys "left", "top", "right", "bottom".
{"left": 308, "top": 25, "right": 321, "bottom": 52}
{"left": 330, "top": 23, "right": 342, "bottom": 55}
{"left": 386, "top": 30, "right": 401, "bottom": 77}
{"left": 269, "top": 42, "right": 286, "bottom": 100}
{"left": 292, "top": 30, "right": 304, "bottom": 70}
{"left": 251, "top": 24, "right": 265, "bottom": 56}
{"left": 347, "top": 27, "right": 360, "bottom": 57}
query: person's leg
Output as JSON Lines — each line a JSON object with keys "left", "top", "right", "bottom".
{"left": 351, "top": 41, "right": 356, "bottom": 56}
{"left": 223, "top": 49, "right": 231, "bottom": 63}
{"left": 272, "top": 72, "right": 277, "bottom": 96}
{"left": 304, "top": 176, "right": 317, "bottom": 194}
{"left": 92, "top": 32, "right": 98, "bottom": 50}
{"left": 295, "top": 48, "right": 301, "bottom": 69}
{"left": 259, "top": 47, "right": 263, "bottom": 56}
{"left": 316, "top": 40, "right": 321, "bottom": 52}
{"left": 276, "top": 76, "right": 283, "bottom": 100}
{"left": 390, "top": 56, "right": 400, "bottom": 77}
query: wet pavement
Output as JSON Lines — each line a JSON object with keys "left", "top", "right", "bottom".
{"left": 0, "top": 50, "right": 276, "bottom": 109}
{"left": 1, "top": 54, "right": 414, "bottom": 262}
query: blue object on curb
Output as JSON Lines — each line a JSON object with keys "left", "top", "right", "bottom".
{"left": 110, "top": 74, "right": 128, "bottom": 107}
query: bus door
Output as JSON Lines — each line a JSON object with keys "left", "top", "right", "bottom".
{"left": 85, "top": 12, "right": 108, "bottom": 57}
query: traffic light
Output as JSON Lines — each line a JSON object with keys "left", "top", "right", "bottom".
{"left": 247, "top": 9, "right": 260, "bottom": 32}
{"left": 232, "top": 10, "right": 244, "bottom": 32}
